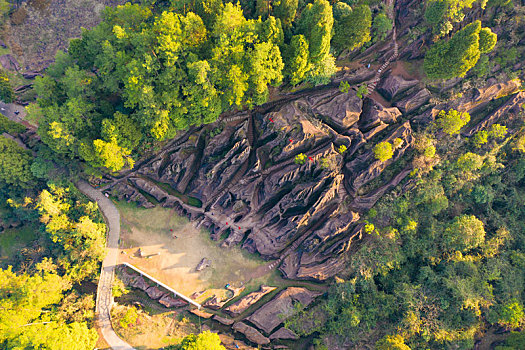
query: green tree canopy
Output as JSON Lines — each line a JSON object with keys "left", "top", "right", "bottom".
{"left": 273, "top": 0, "right": 298, "bottom": 27}
{"left": 424, "top": 21, "right": 496, "bottom": 80}
{"left": 0, "top": 136, "right": 36, "bottom": 189}
{"left": 376, "top": 334, "right": 411, "bottom": 350}
{"left": 0, "top": 69, "right": 14, "bottom": 103}
{"left": 35, "top": 2, "right": 285, "bottom": 172}
{"left": 173, "top": 331, "right": 225, "bottom": 349}
{"left": 494, "top": 299, "right": 525, "bottom": 329}
{"left": 479, "top": 27, "right": 497, "bottom": 53}
{"left": 35, "top": 185, "right": 106, "bottom": 282}
{"left": 332, "top": 4, "right": 372, "bottom": 53}
{"left": 284, "top": 35, "right": 310, "bottom": 85}
{"left": 297, "top": 0, "right": 333, "bottom": 64}
{"left": 456, "top": 152, "right": 484, "bottom": 172}
{"left": 443, "top": 214, "right": 485, "bottom": 252}
{"left": 425, "top": 0, "right": 449, "bottom": 25}
{"left": 372, "top": 12, "right": 392, "bottom": 42}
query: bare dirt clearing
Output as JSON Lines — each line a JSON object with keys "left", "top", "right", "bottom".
{"left": 116, "top": 201, "right": 267, "bottom": 297}
{"left": 4, "top": 0, "right": 123, "bottom": 71}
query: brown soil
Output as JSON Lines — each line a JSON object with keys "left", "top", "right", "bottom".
{"left": 110, "top": 304, "right": 198, "bottom": 349}
{"left": 5, "top": 0, "right": 124, "bottom": 71}
{"left": 116, "top": 202, "right": 267, "bottom": 297}
{"left": 390, "top": 60, "right": 423, "bottom": 81}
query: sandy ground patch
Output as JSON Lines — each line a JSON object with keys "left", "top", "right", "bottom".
{"left": 116, "top": 202, "right": 266, "bottom": 297}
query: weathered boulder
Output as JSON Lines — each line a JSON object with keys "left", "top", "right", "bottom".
{"left": 158, "top": 294, "right": 188, "bottom": 308}
{"left": 14, "top": 84, "right": 32, "bottom": 93}
{"left": 359, "top": 98, "right": 402, "bottom": 132}
{"left": 455, "top": 79, "right": 522, "bottom": 113}
{"left": 196, "top": 258, "right": 211, "bottom": 272}
{"left": 22, "top": 72, "right": 42, "bottom": 79}
{"left": 145, "top": 286, "right": 165, "bottom": 299}
{"left": 232, "top": 322, "right": 270, "bottom": 345}
{"left": 395, "top": 89, "right": 431, "bottom": 113}
{"left": 296, "top": 255, "right": 348, "bottom": 281}
{"left": 224, "top": 285, "right": 277, "bottom": 317}
{"left": 378, "top": 75, "right": 418, "bottom": 100}
{"left": 203, "top": 295, "right": 228, "bottom": 310}
{"left": 463, "top": 91, "right": 525, "bottom": 137}
{"left": 217, "top": 334, "right": 255, "bottom": 350}
{"left": 333, "top": 66, "right": 376, "bottom": 85}
{"left": 344, "top": 121, "right": 413, "bottom": 195}
{"left": 130, "top": 177, "right": 169, "bottom": 202}
{"left": 111, "top": 181, "right": 155, "bottom": 208}
{"left": 269, "top": 327, "right": 298, "bottom": 340}
{"left": 0, "top": 55, "right": 20, "bottom": 72}
{"left": 213, "top": 315, "right": 235, "bottom": 326}
{"left": 308, "top": 90, "right": 363, "bottom": 132}
{"left": 349, "top": 167, "right": 412, "bottom": 211}
{"left": 245, "top": 287, "right": 322, "bottom": 334}
{"left": 190, "top": 309, "right": 214, "bottom": 318}
{"left": 129, "top": 275, "right": 149, "bottom": 291}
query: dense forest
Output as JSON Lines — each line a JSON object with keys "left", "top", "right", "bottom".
{"left": 0, "top": 0, "right": 524, "bottom": 348}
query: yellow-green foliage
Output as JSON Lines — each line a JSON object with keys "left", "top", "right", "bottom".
{"left": 119, "top": 307, "right": 139, "bottom": 329}
{"left": 436, "top": 109, "right": 470, "bottom": 135}
{"left": 295, "top": 153, "right": 307, "bottom": 165}
{"left": 373, "top": 141, "right": 394, "bottom": 162}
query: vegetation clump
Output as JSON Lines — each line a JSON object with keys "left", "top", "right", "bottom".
{"left": 373, "top": 141, "right": 394, "bottom": 162}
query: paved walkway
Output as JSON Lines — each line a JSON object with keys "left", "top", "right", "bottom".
{"left": 76, "top": 180, "right": 135, "bottom": 350}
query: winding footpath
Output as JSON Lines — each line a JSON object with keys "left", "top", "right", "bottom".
{"left": 76, "top": 180, "right": 136, "bottom": 350}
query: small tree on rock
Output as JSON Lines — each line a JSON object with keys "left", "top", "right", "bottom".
{"left": 374, "top": 141, "right": 394, "bottom": 162}
{"left": 436, "top": 109, "right": 470, "bottom": 136}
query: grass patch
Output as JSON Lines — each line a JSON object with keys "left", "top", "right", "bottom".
{"left": 145, "top": 177, "right": 202, "bottom": 208}
{"left": 0, "top": 224, "right": 38, "bottom": 260}
{"left": 110, "top": 303, "right": 197, "bottom": 349}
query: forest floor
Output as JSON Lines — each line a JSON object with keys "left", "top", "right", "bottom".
{"left": 0, "top": 224, "right": 37, "bottom": 263}
{"left": 2, "top": 0, "right": 124, "bottom": 71}
{"left": 110, "top": 303, "right": 199, "bottom": 350}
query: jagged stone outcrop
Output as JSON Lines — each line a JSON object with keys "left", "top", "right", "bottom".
{"left": 129, "top": 275, "right": 150, "bottom": 291}
{"left": 0, "top": 54, "right": 20, "bottom": 71}
{"left": 130, "top": 177, "right": 169, "bottom": 203}
{"left": 203, "top": 295, "right": 228, "bottom": 310}
{"left": 196, "top": 258, "right": 211, "bottom": 272}
{"left": 359, "top": 98, "right": 402, "bottom": 131}
{"left": 462, "top": 91, "right": 525, "bottom": 137}
{"left": 245, "top": 287, "right": 322, "bottom": 334}
{"left": 224, "top": 285, "right": 277, "bottom": 317}
{"left": 119, "top": 267, "right": 188, "bottom": 307}
{"left": 233, "top": 322, "right": 270, "bottom": 345}
{"left": 378, "top": 75, "right": 419, "bottom": 100}
{"left": 110, "top": 181, "right": 155, "bottom": 208}
{"left": 455, "top": 79, "right": 522, "bottom": 113}
{"left": 158, "top": 294, "right": 188, "bottom": 308}
{"left": 145, "top": 286, "right": 165, "bottom": 299}
{"left": 307, "top": 90, "right": 363, "bottom": 132}
{"left": 344, "top": 121, "right": 413, "bottom": 195}
{"left": 270, "top": 328, "right": 298, "bottom": 340}
{"left": 395, "top": 89, "right": 431, "bottom": 113}
{"left": 213, "top": 315, "right": 235, "bottom": 326}
{"left": 349, "top": 166, "right": 413, "bottom": 211}
{"left": 116, "top": 78, "right": 420, "bottom": 285}
{"left": 22, "top": 71, "right": 42, "bottom": 79}
{"left": 190, "top": 309, "right": 214, "bottom": 318}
